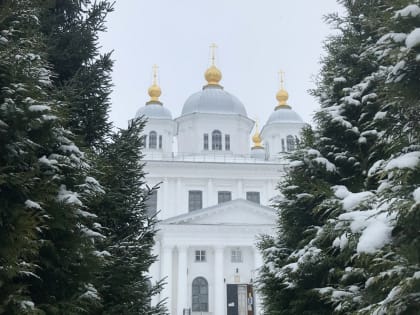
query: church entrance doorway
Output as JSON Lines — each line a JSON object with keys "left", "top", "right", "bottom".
{"left": 226, "top": 284, "right": 254, "bottom": 315}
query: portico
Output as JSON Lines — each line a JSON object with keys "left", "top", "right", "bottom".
{"left": 150, "top": 199, "right": 276, "bottom": 315}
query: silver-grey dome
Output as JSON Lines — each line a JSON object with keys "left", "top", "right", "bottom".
{"left": 135, "top": 103, "right": 172, "bottom": 120}
{"left": 266, "top": 107, "right": 304, "bottom": 125}
{"left": 181, "top": 85, "right": 247, "bottom": 116}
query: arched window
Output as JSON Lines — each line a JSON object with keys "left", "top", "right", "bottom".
{"left": 149, "top": 131, "right": 157, "bottom": 149}
{"left": 286, "top": 135, "right": 295, "bottom": 151}
{"left": 192, "top": 277, "right": 208, "bottom": 312}
{"left": 158, "top": 135, "right": 162, "bottom": 149}
{"left": 212, "top": 130, "right": 222, "bottom": 150}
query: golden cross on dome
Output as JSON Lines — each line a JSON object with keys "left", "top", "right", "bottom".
{"left": 278, "top": 70, "right": 285, "bottom": 89}
{"left": 152, "top": 64, "right": 159, "bottom": 84}
{"left": 210, "top": 43, "right": 218, "bottom": 65}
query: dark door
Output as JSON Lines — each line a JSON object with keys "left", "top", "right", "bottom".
{"left": 227, "top": 284, "right": 254, "bottom": 315}
{"left": 227, "top": 284, "right": 238, "bottom": 315}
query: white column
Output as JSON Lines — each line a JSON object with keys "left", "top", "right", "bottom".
{"left": 214, "top": 246, "right": 225, "bottom": 315}
{"left": 161, "top": 244, "right": 173, "bottom": 313}
{"left": 177, "top": 246, "right": 188, "bottom": 315}
{"left": 207, "top": 178, "right": 214, "bottom": 206}
{"left": 237, "top": 179, "right": 243, "bottom": 199}
{"left": 163, "top": 177, "right": 169, "bottom": 217}
{"left": 176, "top": 178, "right": 182, "bottom": 211}
{"left": 253, "top": 248, "right": 264, "bottom": 315}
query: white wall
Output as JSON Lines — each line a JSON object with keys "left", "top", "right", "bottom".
{"left": 144, "top": 161, "right": 282, "bottom": 220}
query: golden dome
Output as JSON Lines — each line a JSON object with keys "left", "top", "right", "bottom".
{"left": 276, "top": 88, "right": 289, "bottom": 107}
{"left": 204, "top": 43, "right": 222, "bottom": 86}
{"left": 252, "top": 121, "right": 264, "bottom": 149}
{"left": 147, "top": 64, "right": 162, "bottom": 103}
{"left": 205, "top": 65, "right": 222, "bottom": 85}
{"left": 148, "top": 84, "right": 161, "bottom": 101}
{"left": 275, "top": 70, "right": 291, "bottom": 110}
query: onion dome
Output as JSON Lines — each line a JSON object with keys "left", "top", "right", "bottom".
{"left": 275, "top": 70, "right": 291, "bottom": 110}
{"left": 275, "top": 88, "right": 290, "bottom": 109}
{"left": 135, "top": 65, "right": 172, "bottom": 119}
{"left": 265, "top": 71, "right": 303, "bottom": 125}
{"left": 147, "top": 64, "right": 162, "bottom": 104}
{"left": 181, "top": 44, "right": 247, "bottom": 117}
{"left": 252, "top": 121, "right": 264, "bottom": 149}
{"left": 204, "top": 65, "right": 222, "bottom": 86}
{"left": 204, "top": 43, "right": 222, "bottom": 87}
{"left": 251, "top": 121, "right": 265, "bottom": 159}
{"left": 147, "top": 83, "right": 161, "bottom": 103}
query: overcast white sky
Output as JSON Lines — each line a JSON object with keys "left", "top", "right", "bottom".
{"left": 99, "top": 1, "right": 344, "bottom": 129}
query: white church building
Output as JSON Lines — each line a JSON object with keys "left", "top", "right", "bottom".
{"left": 135, "top": 51, "right": 305, "bottom": 315}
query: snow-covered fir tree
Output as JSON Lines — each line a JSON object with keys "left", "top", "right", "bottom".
{"left": 37, "top": 1, "right": 165, "bottom": 312}
{"left": 0, "top": 1, "right": 103, "bottom": 313}
{"left": 93, "top": 118, "right": 166, "bottom": 315}
{"left": 1, "top": 1, "right": 164, "bottom": 314}
{"left": 39, "top": 0, "right": 114, "bottom": 150}
{"left": 259, "top": 0, "right": 420, "bottom": 314}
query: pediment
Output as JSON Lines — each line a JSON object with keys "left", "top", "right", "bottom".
{"left": 161, "top": 199, "right": 276, "bottom": 226}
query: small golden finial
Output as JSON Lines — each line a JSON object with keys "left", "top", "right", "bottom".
{"left": 275, "top": 70, "right": 290, "bottom": 109}
{"left": 204, "top": 43, "right": 222, "bottom": 86}
{"left": 147, "top": 64, "right": 162, "bottom": 104}
{"left": 252, "top": 119, "right": 264, "bottom": 149}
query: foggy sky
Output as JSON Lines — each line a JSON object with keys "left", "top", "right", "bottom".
{"left": 99, "top": 0, "right": 344, "bottom": 129}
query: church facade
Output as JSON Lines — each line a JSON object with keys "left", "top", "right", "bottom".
{"left": 135, "top": 52, "right": 305, "bottom": 315}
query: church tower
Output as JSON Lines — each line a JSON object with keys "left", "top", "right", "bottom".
{"left": 261, "top": 72, "right": 306, "bottom": 158}
{"left": 135, "top": 65, "right": 176, "bottom": 158}
{"left": 176, "top": 44, "right": 254, "bottom": 156}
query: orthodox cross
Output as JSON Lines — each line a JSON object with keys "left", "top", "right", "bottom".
{"left": 210, "top": 43, "right": 218, "bottom": 65}
{"left": 278, "top": 70, "right": 285, "bottom": 89}
{"left": 152, "top": 64, "right": 159, "bottom": 84}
